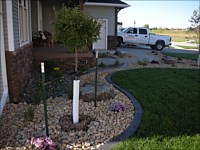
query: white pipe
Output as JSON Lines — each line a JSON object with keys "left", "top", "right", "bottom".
{"left": 73, "top": 80, "right": 80, "bottom": 124}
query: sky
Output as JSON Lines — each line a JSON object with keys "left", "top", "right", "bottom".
{"left": 118, "top": 0, "right": 199, "bottom": 29}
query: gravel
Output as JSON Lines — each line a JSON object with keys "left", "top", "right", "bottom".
{"left": 0, "top": 52, "right": 198, "bottom": 150}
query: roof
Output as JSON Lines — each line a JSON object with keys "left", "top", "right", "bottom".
{"left": 85, "top": 0, "right": 130, "bottom": 8}
{"left": 87, "top": 0, "right": 128, "bottom": 5}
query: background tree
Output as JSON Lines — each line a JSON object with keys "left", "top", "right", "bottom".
{"left": 189, "top": 6, "right": 200, "bottom": 66}
{"left": 143, "top": 24, "right": 149, "bottom": 28}
{"left": 53, "top": 6, "right": 101, "bottom": 72}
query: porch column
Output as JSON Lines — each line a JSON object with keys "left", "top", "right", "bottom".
{"left": 0, "top": 0, "right": 8, "bottom": 116}
{"left": 6, "top": 0, "right": 14, "bottom": 51}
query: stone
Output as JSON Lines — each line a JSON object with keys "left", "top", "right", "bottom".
{"left": 80, "top": 83, "right": 114, "bottom": 102}
{"left": 164, "top": 59, "right": 175, "bottom": 64}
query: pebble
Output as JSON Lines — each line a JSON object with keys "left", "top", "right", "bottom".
{"left": 1, "top": 54, "right": 198, "bottom": 149}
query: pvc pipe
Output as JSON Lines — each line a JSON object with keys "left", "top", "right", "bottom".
{"left": 73, "top": 80, "right": 80, "bottom": 124}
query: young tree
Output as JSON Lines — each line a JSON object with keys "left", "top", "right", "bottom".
{"left": 189, "top": 7, "right": 200, "bottom": 66}
{"left": 53, "top": 6, "right": 101, "bottom": 72}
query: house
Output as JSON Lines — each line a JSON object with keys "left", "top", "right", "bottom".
{"left": 0, "top": 0, "right": 33, "bottom": 117}
{"left": 0, "top": 0, "right": 129, "bottom": 115}
{"left": 31, "top": 0, "right": 129, "bottom": 50}
{"left": 84, "top": 0, "right": 129, "bottom": 49}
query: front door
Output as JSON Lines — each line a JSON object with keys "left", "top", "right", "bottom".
{"left": 93, "top": 19, "right": 108, "bottom": 50}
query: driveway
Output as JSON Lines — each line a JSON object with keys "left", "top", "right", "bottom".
{"left": 98, "top": 45, "right": 199, "bottom": 65}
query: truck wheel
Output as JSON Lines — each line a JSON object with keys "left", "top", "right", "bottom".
{"left": 150, "top": 45, "right": 156, "bottom": 49}
{"left": 117, "top": 37, "right": 122, "bottom": 47}
{"left": 155, "top": 41, "right": 164, "bottom": 50}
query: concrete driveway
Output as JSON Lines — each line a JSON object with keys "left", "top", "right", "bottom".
{"left": 98, "top": 45, "right": 199, "bottom": 65}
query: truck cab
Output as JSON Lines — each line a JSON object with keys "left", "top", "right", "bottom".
{"left": 117, "top": 27, "right": 171, "bottom": 50}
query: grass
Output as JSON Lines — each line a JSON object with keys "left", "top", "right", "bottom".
{"left": 111, "top": 68, "right": 200, "bottom": 150}
{"left": 162, "top": 52, "right": 198, "bottom": 60}
{"left": 151, "top": 29, "right": 196, "bottom": 42}
{"left": 175, "top": 45, "right": 198, "bottom": 49}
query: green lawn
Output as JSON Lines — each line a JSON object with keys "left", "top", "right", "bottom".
{"left": 175, "top": 45, "right": 198, "bottom": 50}
{"left": 162, "top": 52, "right": 198, "bottom": 60}
{"left": 111, "top": 68, "right": 200, "bottom": 150}
{"left": 151, "top": 29, "right": 196, "bottom": 43}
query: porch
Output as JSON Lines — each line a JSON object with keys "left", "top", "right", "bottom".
{"left": 32, "top": 44, "right": 95, "bottom": 69}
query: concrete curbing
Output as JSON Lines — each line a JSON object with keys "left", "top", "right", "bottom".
{"left": 97, "top": 70, "right": 143, "bottom": 150}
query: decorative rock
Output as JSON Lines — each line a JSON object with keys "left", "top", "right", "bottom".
{"left": 80, "top": 83, "right": 114, "bottom": 102}
{"left": 2, "top": 57, "right": 197, "bottom": 150}
{"left": 164, "top": 59, "right": 176, "bottom": 64}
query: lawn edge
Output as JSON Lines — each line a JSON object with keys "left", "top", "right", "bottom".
{"left": 97, "top": 70, "right": 143, "bottom": 150}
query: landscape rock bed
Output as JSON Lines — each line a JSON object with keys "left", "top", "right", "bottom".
{"left": 0, "top": 92, "right": 134, "bottom": 149}
{"left": 0, "top": 52, "right": 199, "bottom": 150}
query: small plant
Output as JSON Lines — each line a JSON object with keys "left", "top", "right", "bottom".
{"left": 24, "top": 105, "right": 34, "bottom": 122}
{"left": 67, "top": 88, "right": 73, "bottom": 100}
{"left": 31, "top": 88, "right": 42, "bottom": 105}
{"left": 78, "top": 66, "right": 88, "bottom": 73}
{"left": 52, "top": 67, "right": 63, "bottom": 79}
{"left": 137, "top": 58, "right": 149, "bottom": 66}
{"left": 114, "top": 60, "right": 120, "bottom": 67}
{"left": 98, "top": 62, "right": 107, "bottom": 68}
{"left": 26, "top": 136, "right": 56, "bottom": 150}
{"left": 110, "top": 102, "right": 125, "bottom": 112}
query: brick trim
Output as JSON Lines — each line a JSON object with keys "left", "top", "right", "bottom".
{"left": 6, "top": 43, "right": 33, "bottom": 103}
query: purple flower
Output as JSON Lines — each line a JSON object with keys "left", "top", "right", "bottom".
{"left": 110, "top": 102, "right": 125, "bottom": 112}
{"left": 28, "top": 136, "right": 56, "bottom": 150}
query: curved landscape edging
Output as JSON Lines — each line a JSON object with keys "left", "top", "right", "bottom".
{"left": 97, "top": 70, "right": 143, "bottom": 150}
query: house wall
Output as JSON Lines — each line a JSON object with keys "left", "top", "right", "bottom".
{"left": 84, "top": 6, "right": 118, "bottom": 50}
{"left": 3, "top": 0, "right": 33, "bottom": 103}
{"left": 12, "top": 0, "right": 20, "bottom": 49}
{"left": 0, "top": 0, "right": 8, "bottom": 116}
{"left": 2, "top": 0, "right": 8, "bottom": 51}
{"left": 31, "top": 0, "right": 38, "bottom": 36}
{"left": 42, "top": 0, "right": 66, "bottom": 34}
{"left": 84, "top": 6, "right": 115, "bottom": 35}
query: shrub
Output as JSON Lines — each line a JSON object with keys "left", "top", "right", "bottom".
{"left": 137, "top": 58, "right": 149, "bottom": 66}
{"left": 24, "top": 105, "right": 34, "bottom": 122}
{"left": 98, "top": 62, "right": 107, "bottom": 68}
{"left": 114, "top": 60, "right": 120, "bottom": 67}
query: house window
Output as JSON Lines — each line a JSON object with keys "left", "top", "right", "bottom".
{"left": 19, "top": 0, "right": 29, "bottom": 45}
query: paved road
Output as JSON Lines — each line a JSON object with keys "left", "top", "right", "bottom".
{"left": 98, "top": 45, "right": 199, "bottom": 65}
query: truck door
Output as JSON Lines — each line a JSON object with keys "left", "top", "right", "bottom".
{"left": 124, "top": 28, "right": 139, "bottom": 44}
{"left": 138, "top": 28, "right": 149, "bottom": 44}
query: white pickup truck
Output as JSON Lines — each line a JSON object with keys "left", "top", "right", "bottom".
{"left": 117, "top": 27, "right": 171, "bottom": 50}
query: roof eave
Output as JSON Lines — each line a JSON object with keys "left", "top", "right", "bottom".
{"left": 84, "top": 2, "right": 130, "bottom": 8}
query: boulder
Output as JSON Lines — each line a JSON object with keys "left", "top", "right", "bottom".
{"left": 80, "top": 83, "right": 114, "bottom": 102}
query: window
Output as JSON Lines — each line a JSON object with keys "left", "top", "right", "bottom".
{"left": 127, "top": 28, "right": 137, "bottom": 34}
{"left": 139, "top": 29, "right": 147, "bottom": 35}
{"left": 19, "top": 0, "right": 29, "bottom": 45}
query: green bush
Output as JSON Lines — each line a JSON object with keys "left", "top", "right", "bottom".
{"left": 137, "top": 58, "right": 149, "bottom": 66}
{"left": 98, "top": 62, "right": 107, "bottom": 68}
{"left": 24, "top": 105, "right": 34, "bottom": 122}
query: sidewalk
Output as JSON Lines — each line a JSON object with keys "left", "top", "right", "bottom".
{"left": 171, "top": 42, "right": 199, "bottom": 51}
{"left": 98, "top": 47, "right": 159, "bottom": 65}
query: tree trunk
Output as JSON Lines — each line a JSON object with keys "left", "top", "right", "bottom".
{"left": 75, "top": 48, "right": 78, "bottom": 73}
{"left": 79, "top": 0, "right": 84, "bottom": 11}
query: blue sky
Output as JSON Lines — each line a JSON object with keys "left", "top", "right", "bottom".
{"left": 118, "top": 0, "right": 199, "bottom": 29}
